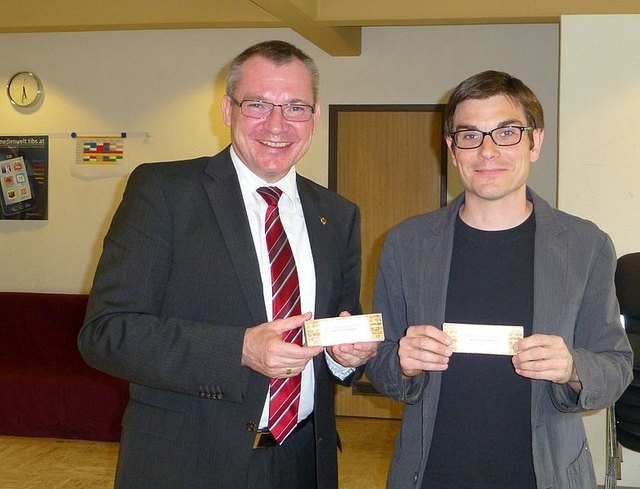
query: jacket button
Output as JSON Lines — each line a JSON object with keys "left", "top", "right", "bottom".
{"left": 246, "top": 421, "right": 258, "bottom": 432}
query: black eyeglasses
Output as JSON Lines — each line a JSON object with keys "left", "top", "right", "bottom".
{"left": 231, "top": 98, "right": 315, "bottom": 122}
{"left": 450, "top": 125, "right": 533, "bottom": 149}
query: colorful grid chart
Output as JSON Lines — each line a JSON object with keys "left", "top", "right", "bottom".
{"left": 79, "top": 138, "right": 124, "bottom": 164}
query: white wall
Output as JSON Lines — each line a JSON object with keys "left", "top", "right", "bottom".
{"left": 559, "top": 14, "right": 640, "bottom": 486}
{"left": 0, "top": 24, "right": 559, "bottom": 294}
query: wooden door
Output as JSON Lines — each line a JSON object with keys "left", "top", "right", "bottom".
{"left": 329, "top": 105, "right": 446, "bottom": 418}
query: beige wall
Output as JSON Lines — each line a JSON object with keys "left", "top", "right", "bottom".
{"left": 559, "top": 14, "right": 640, "bottom": 486}
{"left": 0, "top": 24, "right": 559, "bottom": 294}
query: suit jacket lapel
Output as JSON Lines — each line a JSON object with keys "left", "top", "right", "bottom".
{"left": 297, "top": 176, "right": 333, "bottom": 318}
{"left": 419, "top": 198, "right": 460, "bottom": 327}
{"left": 297, "top": 177, "right": 341, "bottom": 378}
{"left": 202, "top": 148, "right": 267, "bottom": 326}
{"left": 528, "top": 189, "right": 570, "bottom": 419}
{"left": 531, "top": 190, "right": 569, "bottom": 336}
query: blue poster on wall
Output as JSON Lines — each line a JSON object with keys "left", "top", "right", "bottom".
{"left": 0, "top": 135, "right": 48, "bottom": 220}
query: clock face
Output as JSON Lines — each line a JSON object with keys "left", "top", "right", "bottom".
{"left": 7, "top": 72, "right": 42, "bottom": 107}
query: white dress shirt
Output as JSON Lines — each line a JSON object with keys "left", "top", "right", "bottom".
{"left": 230, "top": 147, "right": 354, "bottom": 429}
{"left": 230, "top": 147, "right": 317, "bottom": 428}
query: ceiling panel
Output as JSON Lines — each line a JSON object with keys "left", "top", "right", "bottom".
{"left": 2, "top": 0, "right": 638, "bottom": 56}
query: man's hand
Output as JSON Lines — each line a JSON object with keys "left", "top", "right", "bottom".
{"left": 242, "top": 312, "right": 323, "bottom": 379}
{"left": 398, "top": 325, "right": 452, "bottom": 377}
{"left": 327, "top": 341, "right": 378, "bottom": 368}
{"left": 512, "top": 334, "right": 581, "bottom": 392}
{"left": 325, "top": 311, "right": 378, "bottom": 368}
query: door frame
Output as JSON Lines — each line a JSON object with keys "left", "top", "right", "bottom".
{"left": 328, "top": 104, "right": 448, "bottom": 409}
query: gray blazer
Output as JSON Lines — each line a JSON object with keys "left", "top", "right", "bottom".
{"left": 78, "top": 147, "right": 362, "bottom": 489}
{"left": 365, "top": 188, "right": 633, "bottom": 489}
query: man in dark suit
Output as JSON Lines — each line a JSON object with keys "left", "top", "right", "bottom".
{"left": 78, "top": 40, "right": 377, "bottom": 489}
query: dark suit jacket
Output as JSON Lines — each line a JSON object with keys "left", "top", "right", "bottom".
{"left": 78, "top": 146, "right": 362, "bottom": 489}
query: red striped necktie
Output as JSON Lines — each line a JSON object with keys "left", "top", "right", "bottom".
{"left": 257, "top": 186, "right": 302, "bottom": 444}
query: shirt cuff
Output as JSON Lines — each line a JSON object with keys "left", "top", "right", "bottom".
{"left": 324, "top": 349, "right": 356, "bottom": 380}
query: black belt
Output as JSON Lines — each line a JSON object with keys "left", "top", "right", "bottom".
{"left": 252, "top": 415, "right": 312, "bottom": 449}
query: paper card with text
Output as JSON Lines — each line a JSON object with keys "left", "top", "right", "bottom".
{"left": 304, "top": 313, "right": 384, "bottom": 347}
{"left": 443, "top": 322, "right": 523, "bottom": 355}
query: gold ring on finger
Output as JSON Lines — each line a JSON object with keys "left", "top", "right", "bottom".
{"left": 286, "top": 367, "right": 292, "bottom": 376}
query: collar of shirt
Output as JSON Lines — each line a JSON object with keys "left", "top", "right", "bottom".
{"left": 229, "top": 145, "right": 299, "bottom": 210}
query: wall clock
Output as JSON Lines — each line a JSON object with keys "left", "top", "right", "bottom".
{"left": 7, "top": 71, "right": 43, "bottom": 108}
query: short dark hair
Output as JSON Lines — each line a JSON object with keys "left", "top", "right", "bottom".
{"left": 226, "top": 40, "right": 319, "bottom": 104}
{"left": 444, "top": 70, "right": 544, "bottom": 135}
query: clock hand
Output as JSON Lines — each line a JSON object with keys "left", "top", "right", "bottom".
{"left": 21, "top": 86, "right": 28, "bottom": 103}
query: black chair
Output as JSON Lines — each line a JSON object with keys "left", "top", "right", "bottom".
{"left": 614, "top": 252, "right": 640, "bottom": 452}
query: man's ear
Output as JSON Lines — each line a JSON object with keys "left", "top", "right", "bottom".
{"left": 529, "top": 128, "right": 545, "bottom": 163}
{"left": 445, "top": 135, "right": 459, "bottom": 168}
{"left": 311, "top": 103, "right": 321, "bottom": 134}
{"left": 221, "top": 95, "right": 233, "bottom": 128}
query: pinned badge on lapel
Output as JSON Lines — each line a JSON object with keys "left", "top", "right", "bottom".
{"left": 319, "top": 216, "right": 327, "bottom": 226}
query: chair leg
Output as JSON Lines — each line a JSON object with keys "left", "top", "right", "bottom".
{"left": 605, "top": 404, "right": 621, "bottom": 489}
